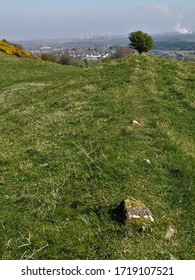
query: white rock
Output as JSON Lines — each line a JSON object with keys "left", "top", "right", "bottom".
{"left": 170, "top": 254, "right": 177, "bottom": 260}
{"left": 165, "top": 227, "right": 175, "bottom": 240}
{"left": 144, "top": 159, "right": 151, "bottom": 164}
{"left": 132, "top": 120, "right": 141, "bottom": 125}
{"left": 118, "top": 197, "right": 154, "bottom": 224}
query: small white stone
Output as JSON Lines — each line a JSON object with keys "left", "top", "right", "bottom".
{"left": 165, "top": 227, "right": 175, "bottom": 240}
{"left": 170, "top": 254, "right": 177, "bottom": 260}
{"left": 144, "top": 159, "right": 151, "bottom": 164}
{"left": 132, "top": 120, "right": 141, "bottom": 125}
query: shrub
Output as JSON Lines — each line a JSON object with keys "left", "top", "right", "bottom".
{"left": 111, "top": 46, "right": 134, "bottom": 59}
{"left": 58, "top": 53, "right": 74, "bottom": 66}
{"left": 41, "top": 53, "right": 58, "bottom": 63}
{"left": 128, "top": 31, "right": 153, "bottom": 54}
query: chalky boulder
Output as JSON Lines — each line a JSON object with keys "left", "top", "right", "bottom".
{"left": 117, "top": 197, "right": 154, "bottom": 227}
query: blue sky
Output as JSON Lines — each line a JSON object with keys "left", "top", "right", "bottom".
{"left": 0, "top": 0, "right": 195, "bottom": 40}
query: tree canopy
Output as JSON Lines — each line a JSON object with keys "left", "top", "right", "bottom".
{"left": 128, "top": 31, "right": 153, "bottom": 54}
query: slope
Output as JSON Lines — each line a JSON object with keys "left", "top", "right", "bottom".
{"left": 0, "top": 51, "right": 195, "bottom": 260}
{"left": 0, "top": 40, "right": 39, "bottom": 59}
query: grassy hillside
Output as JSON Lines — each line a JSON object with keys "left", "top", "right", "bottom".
{"left": 0, "top": 51, "right": 195, "bottom": 260}
{"left": 0, "top": 40, "right": 38, "bottom": 59}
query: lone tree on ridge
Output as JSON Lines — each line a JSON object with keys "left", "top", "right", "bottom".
{"left": 128, "top": 31, "right": 153, "bottom": 54}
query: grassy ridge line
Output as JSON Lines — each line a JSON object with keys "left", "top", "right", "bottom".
{"left": 0, "top": 53, "right": 195, "bottom": 259}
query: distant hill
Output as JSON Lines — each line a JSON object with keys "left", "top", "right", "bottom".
{"left": 0, "top": 40, "right": 38, "bottom": 59}
{"left": 0, "top": 51, "right": 194, "bottom": 260}
{"left": 153, "top": 33, "right": 195, "bottom": 50}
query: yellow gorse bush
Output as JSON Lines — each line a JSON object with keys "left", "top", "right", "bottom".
{"left": 0, "top": 40, "right": 38, "bottom": 59}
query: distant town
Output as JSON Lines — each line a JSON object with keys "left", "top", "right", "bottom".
{"left": 13, "top": 32, "right": 195, "bottom": 63}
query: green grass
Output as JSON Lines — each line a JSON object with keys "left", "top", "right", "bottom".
{"left": 0, "top": 51, "right": 195, "bottom": 260}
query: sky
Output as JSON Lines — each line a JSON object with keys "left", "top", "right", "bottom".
{"left": 0, "top": 0, "right": 195, "bottom": 41}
